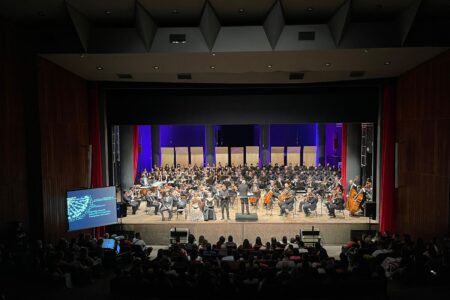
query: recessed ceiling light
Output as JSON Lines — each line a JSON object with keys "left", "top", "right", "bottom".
{"left": 96, "top": 66, "right": 104, "bottom": 70}
{"left": 239, "top": 8, "right": 245, "bottom": 14}
{"left": 211, "top": 52, "right": 216, "bottom": 56}
{"left": 153, "top": 66, "right": 159, "bottom": 70}
{"left": 105, "top": 10, "right": 112, "bottom": 15}
{"left": 384, "top": 61, "right": 391, "bottom": 65}
{"left": 324, "top": 62, "right": 331, "bottom": 67}
{"left": 80, "top": 53, "right": 85, "bottom": 58}
{"left": 210, "top": 65, "right": 216, "bottom": 70}
{"left": 267, "top": 64, "right": 273, "bottom": 68}
{"left": 306, "top": 7, "right": 313, "bottom": 12}
{"left": 363, "top": 49, "right": 369, "bottom": 53}
{"left": 171, "top": 9, "right": 179, "bottom": 14}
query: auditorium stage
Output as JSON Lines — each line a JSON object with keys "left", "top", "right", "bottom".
{"left": 119, "top": 201, "right": 378, "bottom": 245}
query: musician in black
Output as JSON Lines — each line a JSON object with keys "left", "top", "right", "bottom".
{"left": 145, "top": 191, "right": 161, "bottom": 215}
{"left": 279, "top": 183, "right": 295, "bottom": 216}
{"left": 203, "top": 192, "right": 216, "bottom": 221}
{"left": 123, "top": 188, "right": 140, "bottom": 215}
{"left": 299, "top": 189, "right": 318, "bottom": 216}
{"left": 218, "top": 184, "right": 230, "bottom": 220}
{"left": 325, "top": 184, "right": 344, "bottom": 218}
{"left": 238, "top": 180, "right": 250, "bottom": 215}
{"left": 160, "top": 192, "right": 173, "bottom": 221}
{"left": 358, "top": 178, "right": 373, "bottom": 212}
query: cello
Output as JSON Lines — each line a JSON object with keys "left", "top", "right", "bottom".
{"left": 264, "top": 190, "right": 273, "bottom": 206}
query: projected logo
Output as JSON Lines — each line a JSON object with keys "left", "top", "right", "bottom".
{"left": 67, "top": 195, "right": 92, "bottom": 222}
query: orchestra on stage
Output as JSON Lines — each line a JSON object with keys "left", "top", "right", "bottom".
{"left": 121, "top": 163, "right": 373, "bottom": 221}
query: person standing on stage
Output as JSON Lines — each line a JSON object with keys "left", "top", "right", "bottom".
{"left": 238, "top": 180, "right": 250, "bottom": 215}
{"left": 218, "top": 184, "right": 230, "bottom": 220}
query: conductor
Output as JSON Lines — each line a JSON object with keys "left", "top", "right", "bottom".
{"left": 238, "top": 180, "right": 250, "bottom": 215}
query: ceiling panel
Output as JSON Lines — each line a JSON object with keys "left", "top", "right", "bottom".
{"left": 417, "top": 0, "right": 450, "bottom": 20}
{"left": 281, "top": 0, "right": 346, "bottom": 24}
{"left": 139, "top": 0, "right": 205, "bottom": 27}
{"left": 40, "top": 47, "right": 448, "bottom": 83}
{"left": 0, "top": 0, "right": 69, "bottom": 25}
{"left": 66, "top": 0, "right": 135, "bottom": 26}
{"left": 351, "top": 0, "right": 414, "bottom": 22}
{"left": 209, "top": 0, "right": 276, "bottom": 25}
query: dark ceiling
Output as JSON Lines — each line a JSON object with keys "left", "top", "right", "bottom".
{"left": 1, "top": 0, "right": 449, "bottom": 84}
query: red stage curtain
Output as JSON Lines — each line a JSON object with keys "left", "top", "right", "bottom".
{"left": 133, "top": 125, "right": 139, "bottom": 184}
{"left": 88, "top": 83, "right": 103, "bottom": 188}
{"left": 88, "top": 82, "right": 105, "bottom": 239}
{"left": 380, "top": 83, "right": 396, "bottom": 233}
{"left": 341, "top": 124, "right": 347, "bottom": 199}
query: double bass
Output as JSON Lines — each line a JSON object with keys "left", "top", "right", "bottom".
{"left": 346, "top": 177, "right": 364, "bottom": 214}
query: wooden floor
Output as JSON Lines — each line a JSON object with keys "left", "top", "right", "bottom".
{"left": 121, "top": 199, "right": 376, "bottom": 225}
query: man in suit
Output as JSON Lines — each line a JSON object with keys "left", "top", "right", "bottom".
{"left": 238, "top": 180, "right": 250, "bottom": 215}
{"left": 218, "top": 184, "right": 230, "bottom": 220}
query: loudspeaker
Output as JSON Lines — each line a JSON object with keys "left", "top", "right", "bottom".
{"left": 117, "top": 203, "right": 127, "bottom": 218}
{"left": 235, "top": 213, "right": 258, "bottom": 222}
{"left": 169, "top": 227, "right": 189, "bottom": 244}
{"left": 364, "top": 202, "right": 376, "bottom": 220}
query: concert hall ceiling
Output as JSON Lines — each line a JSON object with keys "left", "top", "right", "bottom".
{"left": 2, "top": 0, "right": 449, "bottom": 83}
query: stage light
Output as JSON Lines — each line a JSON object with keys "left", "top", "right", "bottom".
{"left": 384, "top": 61, "right": 391, "bottom": 65}
{"left": 239, "top": 8, "right": 245, "bottom": 14}
{"left": 96, "top": 66, "right": 104, "bottom": 70}
{"left": 267, "top": 64, "right": 273, "bottom": 68}
{"left": 153, "top": 66, "right": 160, "bottom": 70}
{"left": 105, "top": 10, "right": 112, "bottom": 15}
{"left": 324, "top": 62, "right": 331, "bottom": 67}
{"left": 210, "top": 65, "right": 216, "bottom": 70}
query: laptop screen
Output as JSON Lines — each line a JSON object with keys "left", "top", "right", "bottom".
{"left": 102, "top": 239, "right": 115, "bottom": 249}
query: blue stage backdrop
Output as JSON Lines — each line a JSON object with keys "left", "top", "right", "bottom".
{"left": 325, "top": 123, "right": 342, "bottom": 167}
{"left": 270, "top": 124, "right": 317, "bottom": 146}
{"left": 134, "top": 123, "right": 341, "bottom": 168}
{"left": 137, "top": 125, "right": 152, "bottom": 176}
{"left": 160, "top": 125, "right": 205, "bottom": 147}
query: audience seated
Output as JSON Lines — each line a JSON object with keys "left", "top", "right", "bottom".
{"left": 2, "top": 221, "right": 450, "bottom": 299}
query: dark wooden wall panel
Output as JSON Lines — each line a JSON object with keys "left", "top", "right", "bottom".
{"left": 396, "top": 50, "right": 450, "bottom": 238}
{"left": 38, "top": 58, "right": 89, "bottom": 241}
{"left": 0, "top": 20, "right": 29, "bottom": 231}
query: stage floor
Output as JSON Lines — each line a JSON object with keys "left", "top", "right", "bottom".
{"left": 121, "top": 200, "right": 376, "bottom": 225}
